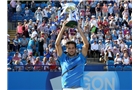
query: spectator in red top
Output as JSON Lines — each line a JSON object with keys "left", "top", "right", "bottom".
{"left": 12, "top": 52, "right": 21, "bottom": 62}
{"left": 97, "top": 16, "right": 103, "bottom": 27}
{"left": 16, "top": 22, "right": 23, "bottom": 38}
{"left": 102, "top": 17, "right": 109, "bottom": 27}
{"left": 33, "top": 57, "right": 42, "bottom": 71}
{"left": 102, "top": 3, "right": 108, "bottom": 18}
{"left": 48, "top": 56, "right": 57, "bottom": 71}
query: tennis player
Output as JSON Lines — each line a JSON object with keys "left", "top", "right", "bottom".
{"left": 55, "top": 20, "right": 89, "bottom": 90}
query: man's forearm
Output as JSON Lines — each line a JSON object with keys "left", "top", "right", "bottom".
{"left": 55, "top": 27, "right": 66, "bottom": 46}
{"left": 78, "top": 27, "right": 89, "bottom": 46}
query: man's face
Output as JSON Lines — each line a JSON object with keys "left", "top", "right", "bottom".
{"left": 66, "top": 44, "right": 76, "bottom": 56}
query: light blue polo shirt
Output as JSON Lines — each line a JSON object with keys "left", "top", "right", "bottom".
{"left": 58, "top": 52, "right": 86, "bottom": 88}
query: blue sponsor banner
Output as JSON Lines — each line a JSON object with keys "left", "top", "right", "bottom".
{"left": 8, "top": 71, "right": 132, "bottom": 90}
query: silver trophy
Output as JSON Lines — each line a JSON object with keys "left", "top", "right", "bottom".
{"left": 60, "top": 3, "right": 79, "bottom": 28}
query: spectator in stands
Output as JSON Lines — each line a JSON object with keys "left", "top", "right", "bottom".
{"left": 97, "top": 31, "right": 104, "bottom": 41}
{"left": 107, "top": 47, "right": 114, "bottom": 60}
{"left": 12, "top": 52, "right": 21, "bottom": 62}
{"left": 27, "top": 34, "right": 37, "bottom": 55}
{"left": 7, "top": 34, "right": 10, "bottom": 51}
{"left": 7, "top": 60, "right": 15, "bottom": 71}
{"left": 112, "top": 30, "right": 118, "bottom": 41}
{"left": 12, "top": 36, "right": 21, "bottom": 52}
{"left": 16, "top": 22, "right": 23, "bottom": 38}
{"left": 122, "top": 52, "right": 130, "bottom": 65}
{"left": 7, "top": 52, "right": 12, "bottom": 63}
{"left": 44, "top": 48, "right": 51, "bottom": 60}
{"left": 25, "top": 1, "right": 30, "bottom": 9}
{"left": 114, "top": 53, "right": 122, "bottom": 65}
{"left": 124, "top": 31, "right": 132, "bottom": 42}
{"left": 10, "top": 0, "right": 17, "bottom": 13}
{"left": 90, "top": 1, "right": 97, "bottom": 15}
{"left": 33, "top": 57, "right": 42, "bottom": 71}
{"left": 42, "top": 57, "right": 49, "bottom": 71}
{"left": 95, "top": 3, "right": 101, "bottom": 18}
{"left": 14, "top": 60, "right": 23, "bottom": 71}
{"left": 83, "top": 24, "right": 90, "bottom": 41}
{"left": 20, "top": 35, "right": 28, "bottom": 47}
{"left": 38, "top": 32, "right": 45, "bottom": 56}
{"left": 105, "top": 31, "right": 112, "bottom": 41}
{"left": 22, "top": 50, "right": 28, "bottom": 60}
{"left": 30, "top": 0, "right": 36, "bottom": 12}
{"left": 90, "top": 15, "right": 98, "bottom": 28}
{"left": 22, "top": 19, "right": 29, "bottom": 38}
{"left": 15, "top": 51, "right": 22, "bottom": 59}
{"left": 90, "top": 41, "right": 99, "bottom": 58}
{"left": 113, "top": 2, "right": 119, "bottom": 15}
{"left": 16, "top": 1, "right": 21, "bottom": 15}
{"left": 112, "top": 46, "right": 120, "bottom": 57}
{"left": 35, "top": 7, "right": 44, "bottom": 23}
{"left": 24, "top": 7, "right": 30, "bottom": 17}
{"left": 43, "top": 7, "right": 49, "bottom": 23}
{"left": 98, "top": 40, "right": 105, "bottom": 57}
{"left": 48, "top": 44, "right": 54, "bottom": 54}
{"left": 61, "top": 36, "right": 68, "bottom": 47}
{"left": 102, "top": 3, "right": 108, "bottom": 18}
{"left": 25, "top": 60, "right": 33, "bottom": 71}
{"left": 27, "top": 52, "right": 35, "bottom": 64}
{"left": 108, "top": 3, "right": 114, "bottom": 16}
{"left": 48, "top": 56, "right": 57, "bottom": 71}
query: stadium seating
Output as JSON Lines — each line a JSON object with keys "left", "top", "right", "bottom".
{"left": 9, "top": 51, "right": 15, "bottom": 57}
{"left": 123, "top": 65, "right": 132, "bottom": 71}
{"left": 115, "top": 65, "right": 123, "bottom": 71}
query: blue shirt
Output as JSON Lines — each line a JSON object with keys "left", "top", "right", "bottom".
{"left": 58, "top": 52, "right": 86, "bottom": 88}
{"left": 27, "top": 39, "right": 35, "bottom": 50}
{"left": 44, "top": 52, "right": 51, "bottom": 59}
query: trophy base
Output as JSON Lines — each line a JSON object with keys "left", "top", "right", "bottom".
{"left": 65, "top": 21, "right": 78, "bottom": 28}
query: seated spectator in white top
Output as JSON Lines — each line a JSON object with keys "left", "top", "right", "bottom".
{"left": 90, "top": 15, "right": 98, "bottom": 28}
{"left": 61, "top": 36, "right": 69, "bottom": 46}
{"left": 98, "top": 40, "right": 105, "bottom": 57}
{"left": 90, "top": 41, "right": 99, "bottom": 58}
{"left": 21, "top": 35, "right": 28, "bottom": 47}
{"left": 14, "top": 60, "right": 24, "bottom": 71}
{"left": 112, "top": 46, "right": 120, "bottom": 58}
{"left": 22, "top": 50, "right": 28, "bottom": 60}
{"left": 124, "top": 31, "right": 132, "bottom": 42}
{"left": 42, "top": 57, "right": 49, "bottom": 71}
{"left": 105, "top": 40, "right": 112, "bottom": 49}
{"left": 107, "top": 47, "right": 114, "bottom": 60}
{"left": 114, "top": 53, "right": 122, "bottom": 65}
{"left": 122, "top": 52, "right": 130, "bottom": 65}
{"left": 25, "top": 7, "right": 30, "bottom": 17}
{"left": 118, "top": 31, "right": 124, "bottom": 40}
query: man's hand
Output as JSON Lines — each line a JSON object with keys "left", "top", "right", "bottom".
{"left": 62, "top": 20, "right": 68, "bottom": 29}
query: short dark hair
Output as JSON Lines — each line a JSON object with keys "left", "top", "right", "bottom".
{"left": 66, "top": 41, "right": 76, "bottom": 48}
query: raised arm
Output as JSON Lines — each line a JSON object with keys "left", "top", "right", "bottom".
{"left": 55, "top": 21, "right": 67, "bottom": 56}
{"left": 77, "top": 21, "right": 89, "bottom": 57}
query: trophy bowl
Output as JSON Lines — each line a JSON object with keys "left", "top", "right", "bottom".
{"left": 61, "top": 3, "right": 79, "bottom": 28}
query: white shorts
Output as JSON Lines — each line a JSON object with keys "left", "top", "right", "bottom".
{"left": 63, "top": 87, "right": 84, "bottom": 90}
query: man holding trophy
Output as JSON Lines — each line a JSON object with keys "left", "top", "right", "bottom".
{"left": 55, "top": 2, "right": 89, "bottom": 90}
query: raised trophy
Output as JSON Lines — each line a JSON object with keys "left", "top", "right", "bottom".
{"left": 60, "top": 3, "right": 79, "bottom": 28}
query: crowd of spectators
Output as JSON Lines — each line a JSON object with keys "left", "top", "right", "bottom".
{"left": 7, "top": 0, "right": 132, "bottom": 71}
